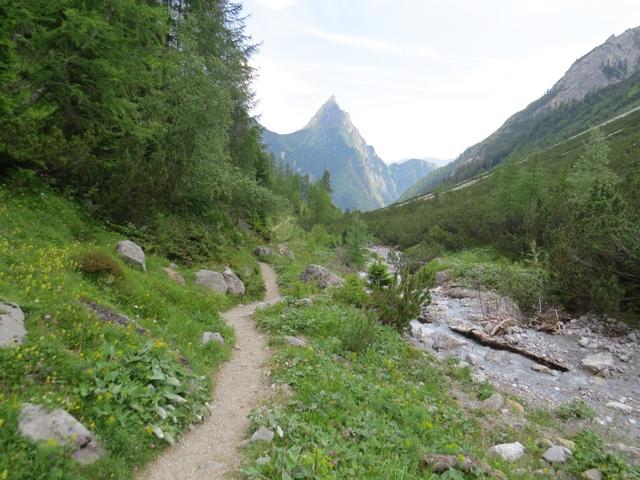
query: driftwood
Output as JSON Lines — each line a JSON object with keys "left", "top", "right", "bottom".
{"left": 449, "top": 325, "right": 569, "bottom": 372}
{"left": 421, "top": 454, "right": 507, "bottom": 479}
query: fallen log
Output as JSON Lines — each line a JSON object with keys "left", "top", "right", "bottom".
{"left": 449, "top": 325, "right": 569, "bottom": 372}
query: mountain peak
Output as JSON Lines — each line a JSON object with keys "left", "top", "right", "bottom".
{"left": 305, "top": 95, "right": 349, "bottom": 129}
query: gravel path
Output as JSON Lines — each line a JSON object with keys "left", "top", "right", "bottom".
{"left": 137, "top": 262, "right": 280, "bottom": 480}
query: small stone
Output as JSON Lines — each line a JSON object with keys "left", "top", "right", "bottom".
{"left": 579, "top": 337, "right": 590, "bottom": 348}
{"left": 505, "top": 399, "right": 525, "bottom": 413}
{"left": 201, "top": 332, "right": 224, "bottom": 345}
{"left": 556, "top": 438, "right": 576, "bottom": 450}
{"left": 472, "top": 371, "right": 487, "bottom": 383}
{"left": 606, "top": 401, "right": 633, "bottom": 413}
{"left": 543, "top": 445, "right": 572, "bottom": 463}
{"left": 581, "top": 352, "right": 614, "bottom": 375}
{"left": 531, "top": 364, "right": 554, "bottom": 375}
{"left": 487, "top": 442, "right": 525, "bottom": 461}
{"left": 43, "top": 314, "right": 53, "bottom": 322}
{"left": 582, "top": 469, "right": 602, "bottom": 480}
{"left": 0, "top": 303, "right": 26, "bottom": 348}
{"left": 116, "top": 240, "right": 146, "bottom": 271}
{"left": 464, "top": 353, "right": 481, "bottom": 366}
{"left": 284, "top": 336, "right": 308, "bottom": 347}
{"left": 432, "top": 333, "right": 465, "bottom": 351}
{"left": 163, "top": 267, "right": 185, "bottom": 286}
{"left": 254, "top": 246, "right": 275, "bottom": 257}
{"left": 249, "top": 426, "right": 274, "bottom": 443}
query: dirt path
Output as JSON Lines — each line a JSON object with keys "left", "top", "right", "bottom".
{"left": 137, "top": 262, "right": 280, "bottom": 480}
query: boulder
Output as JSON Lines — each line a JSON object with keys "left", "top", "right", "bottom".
{"left": 254, "top": 246, "right": 274, "bottom": 257}
{"left": 249, "top": 426, "right": 275, "bottom": 443}
{"left": 478, "top": 393, "right": 504, "bottom": 411}
{"left": 201, "top": 332, "right": 224, "bottom": 345}
{"left": 299, "top": 265, "right": 343, "bottom": 289}
{"left": 581, "top": 352, "right": 614, "bottom": 375}
{"left": 431, "top": 333, "right": 465, "bottom": 351}
{"left": 543, "top": 445, "right": 572, "bottom": 463}
{"left": 116, "top": 240, "right": 146, "bottom": 271}
{"left": 163, "top": 267, "right": 185, "bottom": 286}
{"left": 434, "top": 270, "right": 450, "bottom": 285}
{"left": 18, "top": 403, "right": 105, "bottom": 464}
{"left": 278, "top": 244, "right": 294, "bottom": 258}
{"left": 195, "top": 270, "right": 228, "bottom": 294}
{"left": 487, "top": 442, "right": 525, "bottom": 462}
{"left": 284, "top": 336, "right": 308, "bottom": 347}
{"left": 0, "top": 303, "right": 26, "bottom": 348}
{"left": 223, "top": 267, "right": 245, "bottom": 295}
{"left": 582, "top": 469, "right": 602, "bottom": 480}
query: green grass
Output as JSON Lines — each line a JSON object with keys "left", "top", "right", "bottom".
{"left": 0, "top": 178, "right": 263, "bottom": 479}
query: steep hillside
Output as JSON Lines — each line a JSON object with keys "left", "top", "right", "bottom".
{"left": 402, "top": 26, "right": 640, "bottom": 200}
{"left": 263, "top": 97, "right": 436, "bottom": 210}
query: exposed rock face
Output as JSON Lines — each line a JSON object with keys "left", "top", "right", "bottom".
{"left": 487, "top": 442, "right": 525, "bottom": 461}
{"left": 581, "top": 352, "right": 614, "bottom": 375}
{"left": 163, "top": 267, "right": 185, "bottom": 286}
{"left": 299, "top": 265, "right": 343, "bottom": 289}
{"left": 19, "top": 403, "right": 105, "bottom": 464}
{"left": 201, "top": 332, "right": 224, "bottom": 345}
{"left": 223, "top": 267, "right": 245, "bottom": 295}
{"left": 0, "top": 303, "right": 26, "bottom": 348}
{"left": 116, "top": 240, "right": 146, "bottom": 271}
{"left": 195, "top": 270, "right": 228, "bottom": 294}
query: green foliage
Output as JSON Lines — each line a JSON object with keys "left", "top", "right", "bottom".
{"left": 554, "top": 399, "right": 596, "bottom": 421}
{"left": 337, "top": 311, "right": 378, "bottom": 353}
{"left": 77, "top": 341, "right": 208, "bottom": 448}
{"left": 368, "top": 268, "right": 433, "bottom": 332}
{"left": 367, "top": 262, "right": 390, "bottom": 288}
{"left": 332, "top": 275, "right": 368, "bottom": 308}
{"left": 567, "top": 431, "right": 640, "bottom": 479}
{"left": 75, "top": 248, "right": 124, "bottom": 279}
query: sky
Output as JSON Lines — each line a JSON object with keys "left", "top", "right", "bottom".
{"left": 242, "top": 0, "right": 640, "bottom": 162}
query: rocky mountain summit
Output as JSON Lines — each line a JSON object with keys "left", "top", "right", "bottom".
{"left": 263, "top": 96, "right": 436, "bottom": 211}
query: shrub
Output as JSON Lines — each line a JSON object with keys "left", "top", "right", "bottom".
{"left": 367, "top": 262, "right": 390, "bottom": 288}
{"left": 555, "top": 399, "right": 596, "bottom": 420}
{"left": 368, "top": 268, "right": 434, "bottom": 332}
{"left": 75, "top": 249, "right": 124, "bottom": 279}
{"left": 333, "top": 275, "right": 368, "bottom": 308}
{"left": 338, "top": 311, "right": 378, "bottom": 353}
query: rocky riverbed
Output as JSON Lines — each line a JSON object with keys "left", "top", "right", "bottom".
{"left": 411, "top": 283, "right": 640, "bottom": 443}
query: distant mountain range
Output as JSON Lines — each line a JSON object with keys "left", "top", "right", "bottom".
{"left": 401, "top": 25, "right": 640, "bottom": 201}
{"left": 262, "top": 97, "right": 437, "bottom": 211}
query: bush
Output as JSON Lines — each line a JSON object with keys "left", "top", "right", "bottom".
{"left": 555, "top": 399, "right": 596, "bottom": 420}
{"left": 338, "top": 311, "right": 378, "bottom": 353}
{"left": 75, "top": 249, "right": 124, "bottom": 279}
{"left": 368, "top": 268, "right": 434, "bottom": 332}
{"left": 333, "top": 275, "right": 368, "bottom": 308}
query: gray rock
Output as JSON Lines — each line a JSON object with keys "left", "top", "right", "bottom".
{"left": 116, "top": 240, "right": 146, "bottom": 271}
{"left": 254, "top": 246, "right": 274, "bottom": 257}
{"left": 284, "top": 336, "right": 308, "bottom": 347}
{"left": 582, "top": 469, "right": 602, "bottom": 480}
{"left": 18, "top": 403, "right": 105, "bottom": 464}
{"left": 434, "top": 270, "right": 450, "bottom": 285}
{"left": 195, "top": 270, "right": 228, "bottom": 294}
{"left": 201, "top": 332, "right": 224, "bottom": 345}
{"left": 479, "top": 393, "right": 504, "bottom": 411}
{"left": 543, "top": 445, "right": 572, "bottom": 463}
{"left": 487, "top": 442, "right": 525, "bottom": 461}
{"left": 278, "top": 244, "right": 294, "bottom": 258}
{"left": 299, "top": 265, "right": 343, "bottom": 289}
{"left": 464, "top": 352, "right": 481, "bottom": 366}
{"left": 606, "top": 401, "right": 633, "bottom": 413}
{"left": 223, "top": 267, "right": 245, "bottom": 295}
{"left": 82, "top": 301, "right": 145, "bottom": 334}
{"left": 432, "top": 333, "right": 465, "bottom": 351}
{"left": 581, "top": 352, "right": 614, "bottom": 375}
{"left": 472, "top": 371, "right": 487, "bottom": 383}
{"left": 579, "top": 337, "right": 590, "bottom": 348}
{"left": 249, "top": 426, "right": 275, "bottom": 443}
{"left": 609, "top": 443, "right": 640, "bottom": 463}
{"left": 0, "top": 303, "right": 26, "bottom": 348}
{"left": 531, "top": 364, "right": 554, "bottom": 375}
{"left": 485, "top": 350, "right": 505, "bottom": 363}
{"left": 163, "top": 267, "right": 185, "bottom": 286}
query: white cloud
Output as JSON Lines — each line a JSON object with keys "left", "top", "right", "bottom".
{"left": 255, "top": 0, "right": 296, "bottom": 10}
{"left": 301, "top": 27, "right": 445, "bottom": 61}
